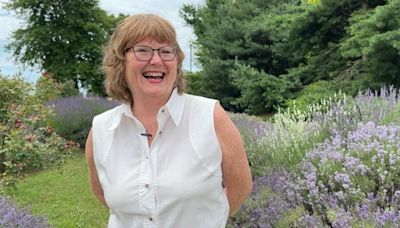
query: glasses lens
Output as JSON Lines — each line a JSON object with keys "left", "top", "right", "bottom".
{"left": 132, "top": 46, "right": 176, "bottom": 61}
{"left": 133, "top": 46, "right": 153, "bottom": 61}
{"left": 159, "top": 47, "right": 176, "bottom": 61}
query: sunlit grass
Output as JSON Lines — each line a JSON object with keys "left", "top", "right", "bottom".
{"left": 5, "top": 153, "right": 108, "bottom": 228}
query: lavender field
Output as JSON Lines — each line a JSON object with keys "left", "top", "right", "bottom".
{"left": 2, "top": 75, "right": 400, "bottom": 227}
{"left": 228, "top": 86, "right": 400, "bottom": 227}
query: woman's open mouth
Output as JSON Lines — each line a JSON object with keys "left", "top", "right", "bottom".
{"left": 143, "top": 72, "right": 165, "bottom": 80}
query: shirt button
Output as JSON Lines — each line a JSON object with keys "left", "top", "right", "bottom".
{"left": 159, "top": 131, "right": 162, "bottom": 135}
{"left": 161, "top": 109, "right": 165, "bottom": 113}
{"left": 149, "top": 217, "right": 153, "bottom": 221}
{"left": 145, "top": 184, "right": 150, "bottom": 189}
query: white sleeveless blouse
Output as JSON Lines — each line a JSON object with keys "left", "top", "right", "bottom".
{"left": 91, "top": 90, "right": 229, "bottom": 228}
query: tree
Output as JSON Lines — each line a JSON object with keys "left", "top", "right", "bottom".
{"left": 284, "top": 0, "right": 387, "bottom": 90}
{"left": 5, "top": 0, "right": 124, "bottom": 95}
{"left": 182, "top": 0, "right": 398, "bottom": 114}
{"left": 340, "top": 0, "right": 400, "bottom": 90}
{"left": 181, "top": 0, "right": 298, "bottom": 112}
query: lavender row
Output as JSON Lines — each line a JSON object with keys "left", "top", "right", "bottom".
{"left": 228, "top": 86, "right": 400, "bottom": 227}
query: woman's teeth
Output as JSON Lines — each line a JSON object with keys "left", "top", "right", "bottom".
{"left": 143, "top": 72, "right": 164, "bottom": 79}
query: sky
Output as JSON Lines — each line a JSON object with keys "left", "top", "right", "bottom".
{"left": 0, "top": 0, "right": 204, "bottom": 83}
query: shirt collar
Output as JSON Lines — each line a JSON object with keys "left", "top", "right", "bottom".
{"left": 108, "top": 89, "right": 185, "bottom": 131}
{"left": 165, "top": 88, "right": 185, "bottom": 126}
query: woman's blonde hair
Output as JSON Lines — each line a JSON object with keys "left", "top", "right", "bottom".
{"left": 103, "top": 14, "right": 185, "bottom": 103}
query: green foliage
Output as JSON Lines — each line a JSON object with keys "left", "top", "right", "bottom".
{"left": 286, "top": 80, "right": 338, "bottom": 112}
{"left": 35, "top": 74, "right": 80, "bottom": 102}
{"left": 182, "top": 0, "right": 398, "bottom": 114}
{"left": 231, "top": 64, "right": 293, "bottom": 115}
{"left": 60, "top": 80, "right": 80, "bottom": 98}
{"left": 0, "top": 76, "right": 78, "bottom": 188}
{"left": 181, "top": 1, "right": 297, "bottom": 112}
{"left": 2, "top": 127, "right": 75, "bottom": 184}
{"left": 230, "top": 111, "right": 329, "bottom": 175}
{"left": 341, "top": 1, "right": 400, "bottom": 86}
{"left": 381, "top": 102, "right": 400, "bottom": 125}
{"left": 275, "top": 206, "right": 307, "bottom": 228}
{"left": 35, "top": 74, "right": 63, "bottom": 102}
{"left": 0, "top": 75, "right": 31, "bottom": 122}
{"left": 184, "top": 71, "right": 210, "bottom": 96}
{"left": 5, "top": 0, "right": 125, "bottom": 95}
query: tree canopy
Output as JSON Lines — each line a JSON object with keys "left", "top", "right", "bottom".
{"left": 182, "top": 0, "right": 399, "bottom": 114}
{"left": 5, "top": 0, "right": 125, "bottom": 95}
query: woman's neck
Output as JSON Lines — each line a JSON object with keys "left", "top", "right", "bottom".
{"left": 131, "top": 95, "right": 168, "bottom": 118}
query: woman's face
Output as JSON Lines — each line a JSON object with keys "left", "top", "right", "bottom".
{"left": 125, "top": 37, "right": 178, "bottom": 102}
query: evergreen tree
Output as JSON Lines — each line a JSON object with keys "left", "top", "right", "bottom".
{"left": 340, "top": 0, "right": 400, "bottom": 91}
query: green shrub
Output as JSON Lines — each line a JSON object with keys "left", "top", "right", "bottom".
{"left": 0, "top": 76, "right": 78, "bottom": 188}
{"left": 231, "top": 64, "right": 292, "bottom": 115}
{"left": 0, "top": 75, "right": 32, "bottom": 123}
{"left": 286, "top": 80, "right": 338, "bottom": 113}
{"left": 35, "top": 74, "right": 80, "bottom": 102}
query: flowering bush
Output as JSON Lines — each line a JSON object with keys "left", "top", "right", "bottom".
{"left": 0, "top": 195, "right": 51, "bottom": 227}
{"left": 296, "top": 121, "right": 400, "bottom": 227}
{"left": 0, "top": 76, "right": 31, "bottom": 123}
{"left": 35, "top": 73, "right": 79, "bottom": 102}
{"left": 0, "top": 76, "right": 78, "bottom": 188}
{"left": 47, "top": 96, "right": 120, "bottom": 147}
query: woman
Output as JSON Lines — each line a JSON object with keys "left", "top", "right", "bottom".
{"left": 85, "top": 14, "right": 252, "bottom": 228}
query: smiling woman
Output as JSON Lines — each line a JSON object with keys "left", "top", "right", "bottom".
{"left": 86, "top": 13, "right": 252, "bottom": 228}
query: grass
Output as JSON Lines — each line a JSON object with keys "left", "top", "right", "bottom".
{"left": 4, "top": 152, "right": 109, "bottom": 228}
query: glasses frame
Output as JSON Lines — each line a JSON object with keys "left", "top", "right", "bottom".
{"left": 125, "top": 45, "right": 177, "bottom": 62}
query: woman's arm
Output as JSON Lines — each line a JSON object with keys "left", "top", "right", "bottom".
{"left": 85, "top": 129, "right": 108, "bottom": 207}
{"left": 214, "top": 103, "right": 253, "bottom": 215}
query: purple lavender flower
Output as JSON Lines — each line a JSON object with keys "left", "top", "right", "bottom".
{"left": 227, "top": 169, "right": 301, "bottom": 227}
{"left": 0, "top": 196, "right": 51, "bottom": 227}
{"left": 230, "top": 112, "right": 272, "bottom": 140}
{"left": 295, "top": 120, "right": 400, "bottom": 227}
{"left": 47, "top": 96, "right": 120, "bottom": 146}
{"left": 333, "top": 173, "right": 351, "bottom": 189}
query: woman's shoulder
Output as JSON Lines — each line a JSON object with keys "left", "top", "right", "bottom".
{"left": 184, "top": 93, "right": 218, "bottom": 105}
{"left": 93, "top": 103, "right": 126, "bottom": 124}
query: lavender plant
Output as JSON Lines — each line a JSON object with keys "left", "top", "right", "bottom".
{"left": 296, "top": 121, "right": 400, "bottom": 227}
{"left": 230, "top": 113, "right": 276, "bottom": 175}
{"left": 228, "top": 86, "right": 400, "bottom": 227}
{"left": 0, "top": 195, "right": 51, "bottom": 227}
{"left": 227, "top": 169, "right": 303, "bottom": 228}
{"left": 355, "top": 86, "right": 398, "bottom": 124}
{"left": 311, "top": 86, "right": 400, "bottom": 135}
{"left": 47, "top": 96, "right": 120, "bottom": 147}
{"left": 231, "top": 111, "right": 328, "bottom": 175}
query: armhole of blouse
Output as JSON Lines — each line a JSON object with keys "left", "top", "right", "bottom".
{"left": 188, "top": 96, "right": 223, "bottom": 176}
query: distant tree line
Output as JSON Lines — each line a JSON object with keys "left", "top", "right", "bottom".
{"left": 181, "top": 0, "right": 400, "bottom": 114}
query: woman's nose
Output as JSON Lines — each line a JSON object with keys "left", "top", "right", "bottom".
{"left": 149, "top": 50, "right": 163, "bottom": 65}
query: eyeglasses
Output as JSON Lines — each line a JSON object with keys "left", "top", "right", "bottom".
{"left": 125, "top": 45, "right": 177, "bottom": 61}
